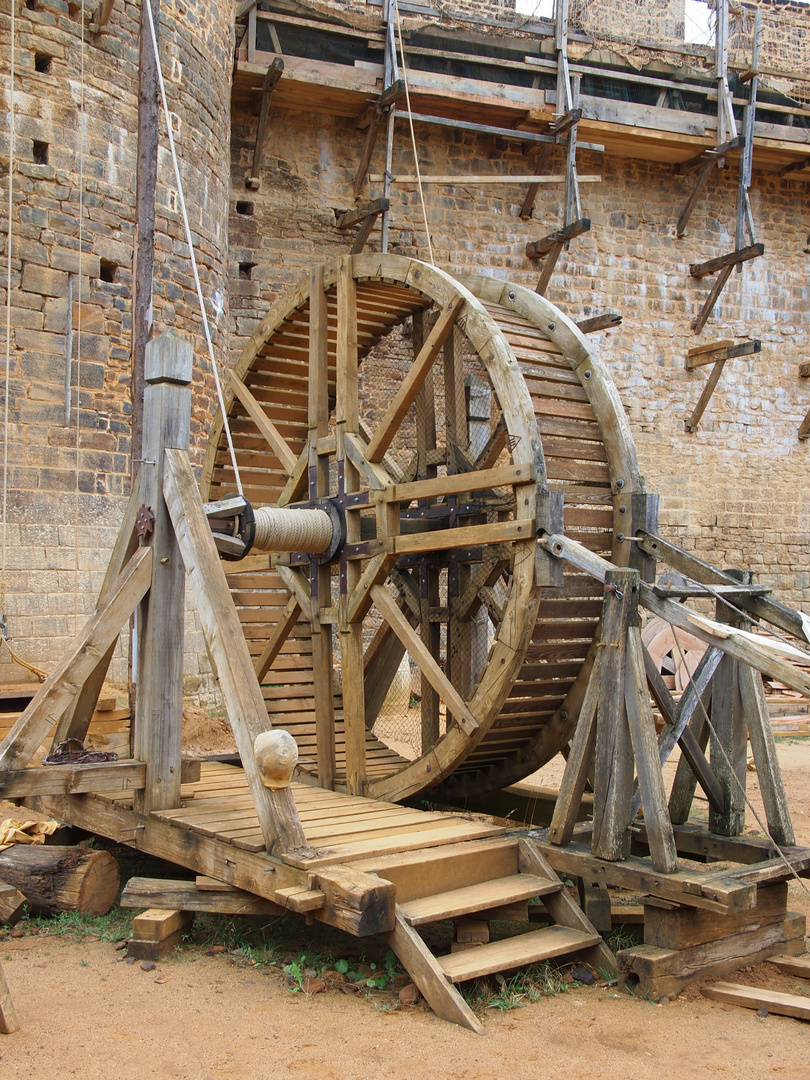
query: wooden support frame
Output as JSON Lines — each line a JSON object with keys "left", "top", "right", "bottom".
{"left": 525, "top": 217, "right": 590, "bottom": 260}
{"left": 690, "top": 244, "right": 765, "bottom": 336}
{"left": 684, "top": 340, "right": 761, "bottom": 431}
{"left": 635, "top": 532, "right": 810, "bottom": 644}
{"left": 162, "top": 448, "right": 308, "bottom": 855}
{"left": 336, "top": 198, "right": 389, "bottom": 254}
{"left": 245, "top": 56, "right": 284, "bottom": 190}
{"left": 0, "top": 545, "right": 153, "bottom": 779}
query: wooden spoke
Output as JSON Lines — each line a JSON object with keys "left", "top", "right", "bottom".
{"left": 371, "top": 584, "right": 478, "bottom": 736}
{"left": 366, "top": 295, "right": 465, "bottom": 463}
{"left": 225, "top": 368, "right": 297, "bottom": 472}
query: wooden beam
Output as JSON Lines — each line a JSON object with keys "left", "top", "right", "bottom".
{"left": 247, "top": 57, "right": 284, "bottom": 186}
{"left": 525, "top": 217, "right": 590, "bottom": 259}
{"left": 625, "top": 625, "right": 678, "bottom": 873}
{"left": 134, "top": 331, "right": 192, "bottom": 815}
{"left": 367, "top": 173, "right": 602, "bottom": 185}
{"left": 370, "top": 583, "right": 478, "bottom": 735}
{"left": 121, "top": 877, "right": 286, "bottom": 916}
{"left": 738, "top": 662, "right": 794, "bottom": 846}
{"left": 519, "top": 146, "right": 552, "bottom": 221}
{"left": 51, "top": 478, "right": 142, "bottom": 748}
{"left": 550, "top": 107, "right": 581, "bottom": 135}
{"left": 701, "top": 982, "right": 810, "bottom": 1021}
{"left": 692, "top": 264, "right": 734, "bottom": 335}
{"left": 674, "top": 135, "right": 744, "bottom": 176}
{"left": 366, "top": 295, "right": 465, "bottom": 463}
{"left": 539, "top": 533, "right": 810, "bottom": 699}
{"left": 224, "top": 368, "right": 298, "bottom": 473}
{"left": 162, "top": 448, "right": 307, "bottom": 855}
{"left": 635, "top": 532, "right": 809, "bottom": 644}
{"left": 547, "top": 651, "right": 601, "bottom": 846}
{"left": 799, "top": 361, "right": 810, "bottom": 378}
{"left": 690, "top": 243, "right": 764, "bottom": 279}
{"left": 800, "top": 409, "right": 810, "bottom": 441}
{"left": 254, "top": 597, "right": 300, "bottom": 682}
{"left": 0, "top": 546, "right": 153, "bottom": 777}
{"left": 686, "top": 339, "right": 760, "bottom": 369}
{"left": 385, "top": 908, "right": 484, "bottom": 1033}
{"left": 576, "top": 313, "right": 621, "bottom": 333}
{"left": 0, "top": 762, "right": 145, "bottom": 798}
{"left": 685, "top": 356, "right": 727, "bottom": 430}
{"left": 336, "top": 198, "right": 389, "bottom": 230}
{"left": 591, "top": 568, "right": 635, "bottom": 863}
{"left": 88, "top": 0, "right": 116, "bottom": 32}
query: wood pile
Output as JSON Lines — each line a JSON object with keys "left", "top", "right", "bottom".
{"left": 0, "top": 685, "right": 130, "bottom": 762}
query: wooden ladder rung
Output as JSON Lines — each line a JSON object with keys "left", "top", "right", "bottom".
{"left": 438, "top": 925, "right": 601, "bottom": 983}
{"left": 399, "top": 873, "right": 561, "bottom": 927}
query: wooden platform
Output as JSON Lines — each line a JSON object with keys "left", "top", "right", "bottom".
{"left": 150, "top": 762, "right": 505, "bottom": 869}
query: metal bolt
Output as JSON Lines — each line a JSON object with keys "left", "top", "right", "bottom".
{"left": 560, "top": 710, "right": 568, "bottom": 721}
{"left": 617, "top": 532, "right": 625, "bottom": 542}
{"left": 548, "top": 322, "right": 556, "bottom": 332}
{"left": 508, "top": 291, "right": 516, "bottom": 301}
{"left": 615, "top": 478, "right": 625, "bottom": 490}
{"left": 583, "top": 369, "right": 592, "bottom": 380}
{"left": 618, "top": 505, "right": 627, "bottom": 515}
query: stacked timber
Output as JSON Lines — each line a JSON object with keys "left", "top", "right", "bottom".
{"left": 617, "top": 882, "right": 805, "bottom": 999}
{"left": 0, "top": 686, "right": 130, "bottom": 762}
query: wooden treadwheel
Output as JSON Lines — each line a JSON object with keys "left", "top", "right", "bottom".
{"left": 202, "top": 255, "right": 645, "bottom": 803}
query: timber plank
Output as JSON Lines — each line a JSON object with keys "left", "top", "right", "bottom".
{"left": 439, "top": 925, "right": 600, "bottom": 982}
{"left": 701, "top": 980, "right": 810, "bottom": 1020}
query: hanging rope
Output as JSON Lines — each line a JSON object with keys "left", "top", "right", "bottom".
{"left": 143, "top": 0, "right": 243, "bottom": 495}
{"left": 1, "top": 0, "right": 15, "bottom": 637}
{"left": 671, "top": 626, "right": 810, "bottom": 898}
{"left": 393, "top": 0, "right": 434, "bottom": 267}
{"left": 73, "top": 0, "right": 87, "bottom": 640}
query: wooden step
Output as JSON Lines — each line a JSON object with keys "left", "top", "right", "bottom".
{"left": 438, "top": 925, "right": 601, "bottom": 983}
{"left": 400, "top": 873, "right": 561, "bottom": 926}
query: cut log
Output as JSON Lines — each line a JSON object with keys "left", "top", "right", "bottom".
{"left": 0, "top": 845, "right": 119, "bottom": 916}
{"left": 0, "top": 880, "right": 26, "bottom": 926}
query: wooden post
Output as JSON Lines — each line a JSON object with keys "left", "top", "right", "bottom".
{"left": 131, "top": 0, "right": 160, "bottom": 478}
{"left": 133, "top": 330, "right": 192, "bottom": 814}
{"left": 308, "top": 266, "right": 336, "bottom": 789}
{"left": 591, "top": 568, "right": 636, "bottom": 861}
{"left": 708, "top": 577, "right": 748, "bottom": 836}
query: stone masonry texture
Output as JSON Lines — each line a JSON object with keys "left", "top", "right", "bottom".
{"left": 0, "top": 0, "right": 808, "bottom": 703}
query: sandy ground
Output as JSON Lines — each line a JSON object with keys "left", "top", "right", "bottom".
{"left": 3, "top": 742, "right": 810, "bottom": 1079}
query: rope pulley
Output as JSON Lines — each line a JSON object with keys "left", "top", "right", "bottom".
{"left": 204, "top": 495, "right": 343, "bottom": 562}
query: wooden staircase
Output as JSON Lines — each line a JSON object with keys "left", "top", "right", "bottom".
{"left": 354, "top": 835, "right": 616, "bottom": 1033}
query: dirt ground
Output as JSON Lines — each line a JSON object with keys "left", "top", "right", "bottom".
{"left": 3, "top": 742, "right": 810, "bottom": 1079}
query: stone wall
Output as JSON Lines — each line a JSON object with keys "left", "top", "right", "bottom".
{"left": 229, "top": 107, "right": 810, "bottom": 609}
{"left": 0, "top": 0, "right": 232, "bottom": 693}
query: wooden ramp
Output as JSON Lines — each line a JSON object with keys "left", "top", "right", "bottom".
{"left": 31, "top": 762, "right": 614, "bottom": 1032}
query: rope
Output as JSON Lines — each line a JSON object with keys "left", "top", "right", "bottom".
{"left": 143, "top": 0, "right": 243, "bottom": 496}
{"left": 252, "top": 506, "right": 332, "bottom": 554}
{"left": 1, "top": 0, "right": 15, "bottom": 632}
{"left": 670, "top": 626, "right": 810, "bottom": 898}
{"left": 74, "top": 0, "right": 86, "bottom": 639}
{"left": 393, "top": 0, "right": 434, "bottom": 267}
{"left": 0, "top": 637, "right": 47, "bottom": 682}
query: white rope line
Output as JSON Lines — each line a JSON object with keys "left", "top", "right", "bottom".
{"left": 74, "top": 0, "right": 86, "bottom": 638}
{"left": 671, "top": 626, "right": 810, "bottom": 897}
{"left": 1, "top": 0, "right": 15, "bottom": 629}
{"left": 393, "top": 0, "right": 434, "bottom": 267}
{"left": 143, "top": 0, "right": 243, "bottom": 495}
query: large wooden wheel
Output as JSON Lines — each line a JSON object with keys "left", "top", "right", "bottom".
{"left": 201, "top": 255, "right": 645, "bottom": 802}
